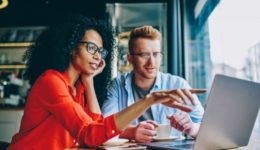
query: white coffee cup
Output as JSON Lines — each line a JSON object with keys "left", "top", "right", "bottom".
{"left": 156, "top": 124, "right": 172, "bottom": 138}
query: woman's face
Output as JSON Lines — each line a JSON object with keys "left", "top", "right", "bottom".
{"left": 72, "top": 29, "right": 104, "bottom": 75}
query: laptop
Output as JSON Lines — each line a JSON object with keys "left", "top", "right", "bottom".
{"left": 140, "top": 74, "right": 260, "bottom": 150}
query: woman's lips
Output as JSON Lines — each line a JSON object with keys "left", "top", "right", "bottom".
{"left": 90, "top": 63, "right": 98, "bottom": 70}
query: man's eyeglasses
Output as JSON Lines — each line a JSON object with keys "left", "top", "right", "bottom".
{"left": 130, "top": 52, "right": 162, "bottom": 60}
{"left": 79, "top": 41, "right": 108, "bottom": 59}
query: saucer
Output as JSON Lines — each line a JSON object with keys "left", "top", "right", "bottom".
{"left": 152, "top": 136, "right": 178, "bottom": 141}
{"left": 103, "top": 139, "right": 129, "bottom": 146}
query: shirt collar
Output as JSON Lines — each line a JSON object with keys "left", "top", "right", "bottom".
{"left": 61, "top": 71, "right": 71, "bottom": 86}
{"left": 125, "top": 72, "right": 134, "bottom": 93}
{"left": 76, "top": 80, "right": 85, "bottom": 94}
{"left": 153, "top": 72, "right": 162, "bottom": 90}
{"left": 60, "top": 71, "right": 84, "bottom": 94}
{"left": 126, "top": 71, "right": 162, "bottom": 91}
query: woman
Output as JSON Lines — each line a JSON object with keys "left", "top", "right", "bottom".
{"left": 8, "top": 15, "right": 201, "bottom": 149}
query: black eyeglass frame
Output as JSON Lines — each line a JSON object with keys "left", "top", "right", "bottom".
{"left": 130, "top": 51, "right": 163, "bottom": 59}
{"left": 79, "top": 41, "right": 108, "bottom": 59}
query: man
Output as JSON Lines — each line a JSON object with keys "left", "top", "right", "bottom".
{"left": 102, "top": 25, "right": 204, "bottom": 143}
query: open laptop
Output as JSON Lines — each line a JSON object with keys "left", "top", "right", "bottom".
{"left": 140, "top": 74, "right": 260, "bottom": 150}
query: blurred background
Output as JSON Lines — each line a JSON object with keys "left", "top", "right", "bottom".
{"left": 0, "top": 0, "right": 259, "bottom": 148}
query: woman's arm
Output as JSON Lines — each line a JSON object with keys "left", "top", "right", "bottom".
{"left": 81, "top": 76, "right": 101, "bottom": 114}
{"left": 81, "top": 59, "right": 106, "bottom": 114}
{"left": 114, "top": 89, "right": 206, "bottom": 131}
{"left": 38, "top": 71, "right": 205, "bottom": 147}
{"left": 114, "top": 94, "right": 153, "bottom": 131}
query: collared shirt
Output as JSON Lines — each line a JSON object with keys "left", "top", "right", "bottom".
{"left": 8, "top": 70, "right": 120, "bottom": 150}
{"left": 102, "top": 71, "right": 204, "bottom": 137}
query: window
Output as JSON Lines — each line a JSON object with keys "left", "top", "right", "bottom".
{"left": 106, "top": 3, "right": 167, "bottom": 77}
{"left": 183, "top": 0, "right": 260, "bottom": 105}
{"left": 183, "top": 1, "right": 260, "bottom": 148}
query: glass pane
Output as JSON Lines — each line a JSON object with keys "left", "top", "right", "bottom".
{"left": 184, "top": 0, "right": 260, "bottom": 149}
{"left": 184, "top": 0, "right": 260, "bottom": 104}
{"left": 106, "top": 3, "right": 167, "bottom": 77}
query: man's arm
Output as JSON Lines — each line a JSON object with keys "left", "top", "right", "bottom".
{"left": 167, "top": 76, "right": 205, "bottom": 138}
{"left": 101, "top": 79, "right": 120, "bottom": 116}
{"left": 178, "top": 77, "right": 204, "bottom": 123}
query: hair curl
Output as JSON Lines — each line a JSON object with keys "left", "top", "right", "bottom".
{"left": 23, "top": 14, "right": 115, "bottom": 105}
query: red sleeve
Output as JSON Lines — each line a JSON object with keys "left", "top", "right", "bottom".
{"left": 77, "top": 114, "right": 121, "bottom": 147}
{"left": 33, "top": 71, "right": 121, "bottom": 147}
{"left": 86, "top": 110, "right": 104, "bottom": 121}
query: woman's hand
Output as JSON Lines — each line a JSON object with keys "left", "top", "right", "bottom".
{"left": 93, "top": 59, "right": 106, "bottom": 77}
{"left": 145, "top": 89, "right": 206, "bottom": 112}
{"left": 81, "top": 59, "right": 106, "bottom": 85}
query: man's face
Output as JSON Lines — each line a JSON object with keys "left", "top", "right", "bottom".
{"left": 128, "top": 38, "right": 162, "bottom": 80}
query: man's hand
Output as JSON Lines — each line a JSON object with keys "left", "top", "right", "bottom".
{"left": 133, "top": 120, "right": 158, "bottom": 143}
{"left": 167, "top": 111, "right": 199, "bottom": 138}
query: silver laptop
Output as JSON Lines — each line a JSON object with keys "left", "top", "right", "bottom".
{"left": 140, "top": 74, "right": 260, "bottom": 150}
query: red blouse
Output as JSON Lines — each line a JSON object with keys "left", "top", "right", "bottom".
{"left": 8, "top": 70, "right": 120, "bottom": 150}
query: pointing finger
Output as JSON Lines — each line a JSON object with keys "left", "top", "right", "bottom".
{"left": 172, "top": 101, "right": 192, "bottom": 112}
{"left": 183, "top": 89, "right": 195, "bottom": 105}
{"left": 189, "top": 89, "right": 207, "bottom": 94}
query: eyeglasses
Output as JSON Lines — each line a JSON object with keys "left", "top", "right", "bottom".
{"left": 79, "top": 41, "right": 108, "bottom": 59}
{"left": 131, "top": 52, "right": 162, "bottom": 60}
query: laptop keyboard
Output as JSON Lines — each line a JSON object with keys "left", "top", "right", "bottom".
{"left": 169, "top": 143, "right": 194, "bottom": 149}
{"left": 140, "top": 139, "right": 196, "bottom": 150}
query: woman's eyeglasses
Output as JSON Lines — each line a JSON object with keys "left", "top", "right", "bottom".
{"left": 79, "top": 41, "right": 108, "bottom": 59}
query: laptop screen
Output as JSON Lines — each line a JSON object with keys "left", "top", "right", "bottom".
{"left": 140, "top": 74, "right": 260, "bottom": 150}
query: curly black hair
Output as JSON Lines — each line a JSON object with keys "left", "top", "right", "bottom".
{"left": 23, "top": 14, "right": 115, "bottom": 105}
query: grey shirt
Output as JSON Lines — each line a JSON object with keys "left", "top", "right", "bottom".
{"left": 131, "top": 79, "right": 154, "bottom": 122}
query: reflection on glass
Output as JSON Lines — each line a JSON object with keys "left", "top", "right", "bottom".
{"left": 106, "top": 3, "right": 167, "bottom": 77}
{"left": 184, "top": 0, "right": 260, "bottom": 149}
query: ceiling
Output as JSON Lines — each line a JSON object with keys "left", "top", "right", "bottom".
{"left": 0, "top": 0, "right": 168, "bottom": 43}
{"left": 0, "top": 0, "right": 106, "bottom": 27}
{"left": 106, "top": 3, "right": 167, "bottom": 33}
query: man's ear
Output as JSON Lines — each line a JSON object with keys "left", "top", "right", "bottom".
{"left": 127, "top": 53, "right": 133, "bottom": 64}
